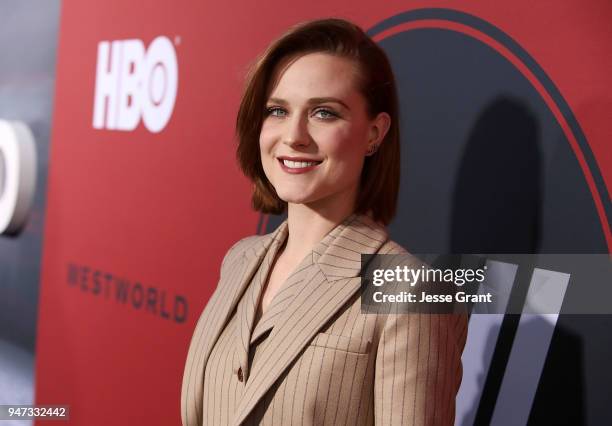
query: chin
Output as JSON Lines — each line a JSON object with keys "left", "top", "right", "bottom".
{"left": 277, "top": 190, "right": 340, "bottom": 208}
{"left": 274, "top": 188, "right": 316, "bottom": 204}
{"left": 276, "top": 194, "right": 315, "bottom": 204}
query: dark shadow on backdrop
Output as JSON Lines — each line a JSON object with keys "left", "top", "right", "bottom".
{"left": 450, "top": 96, "right": 542, "bottom": 254}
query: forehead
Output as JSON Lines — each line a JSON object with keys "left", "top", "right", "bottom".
{"left": 267, "top": 52, "right": 361, "bottom": 100}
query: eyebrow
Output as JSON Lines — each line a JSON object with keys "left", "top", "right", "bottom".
{"left": 267, "top": 97, "right": 350, "bottom": 111}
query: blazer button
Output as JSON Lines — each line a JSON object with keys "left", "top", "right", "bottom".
{"left": 237, "top": 367, "right": 244, "bottom": 382}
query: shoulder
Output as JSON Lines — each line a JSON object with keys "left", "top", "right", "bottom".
{"left": 377, "top": 238, "right": 408, "bottom": 255}
{"left": 376, "top": 238, "right": 429, "bottom": 270}
{"left": 219, "top": 234, "right": 266, "bottom": 273}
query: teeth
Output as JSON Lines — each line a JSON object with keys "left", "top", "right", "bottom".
{"left": 282, "top": 159, "right": 320, "bottom": 168}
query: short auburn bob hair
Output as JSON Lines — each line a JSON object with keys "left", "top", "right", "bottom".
{"left": 235, "top": 18, "right": 400, "bottom": 226}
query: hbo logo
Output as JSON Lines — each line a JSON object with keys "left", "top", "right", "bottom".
{"left": 93, "top": 36, "right": 178, "bottom": 133}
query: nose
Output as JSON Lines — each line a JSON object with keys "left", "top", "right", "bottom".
{"left": 282, "top": 114, "right": 310, "bottom": 148}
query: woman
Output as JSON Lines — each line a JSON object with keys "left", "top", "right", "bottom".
{"left": 182, "top": 18, "right": 467, "bottom": 426}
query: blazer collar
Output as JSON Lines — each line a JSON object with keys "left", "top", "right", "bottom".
{"left": 241, "top": 212, "right": 389, "bottom": 280}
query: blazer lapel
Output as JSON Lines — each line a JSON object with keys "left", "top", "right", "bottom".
{"left": 232, "top": 213, "right": 389, "bottom": 426}
{"left": 184, "top": 223, "right": 286, "bottom": 425}
{"left": 204, "top": 222, "right": 287, "bottom": 366}
{"left": 234, "top": 223, "right": 287, "bottom": 382}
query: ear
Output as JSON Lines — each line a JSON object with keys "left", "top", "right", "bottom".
{"left": 367, "top": 112, "right": 391, "bottom": 150}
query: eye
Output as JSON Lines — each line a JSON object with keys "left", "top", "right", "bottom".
{"left": 265, "top": 106, "right": 286, "bottom": 117}
{"left": 314, "top": 108, "right": 338, "bottom": 120}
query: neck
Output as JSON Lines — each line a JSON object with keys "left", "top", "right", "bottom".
{"left": 282, "top": 190, "right": 358, "bottom": 262}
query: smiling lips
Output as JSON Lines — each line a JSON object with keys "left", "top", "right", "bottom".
{"left": 277, "top": 157, "right": 323, "bottom": 174}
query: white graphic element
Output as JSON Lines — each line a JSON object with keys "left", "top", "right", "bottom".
{"left": 0, "top": 120, "right": 37, "bottom": 236}
{"left": 455, "top": 264, "right": 571, "bottom": 426}
{"left": 92, "top": 36, "right": 178, "bottom": 133}
{"left": 490, "top": 269, "right": 570, "bottom": 426}
{"left": 455, "top": 260, "right": 518, "bottom": 426}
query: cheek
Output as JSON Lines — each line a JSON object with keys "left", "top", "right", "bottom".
{"left": 259, "top": 127, "right": 273, "bottom": 152}
{"left": 259, "top": 128, "right": 278, "bottom": 169}
{"left": 324, "top": 127, "right": 365, "bottom": 162}
{"left": 320, "top": 120, "right": 367, "bottom": 151}
{"left": 322, "top": 134, "right": 366, "bottom": 182}
{"left": 258, "top": 140, "right": 275, "bottom": 180}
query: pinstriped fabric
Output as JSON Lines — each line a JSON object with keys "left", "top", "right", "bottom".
{"left": 181, "top": 213, "right": 468, "bottom": 426}
{"left": 250, "top": 251, "right": 312, "bottom": 344}
{"left": 182, "top": 235, "right": 274, "bottom": 426}
{"left": 234, "top": 230, "right": 285, "bottom": 382}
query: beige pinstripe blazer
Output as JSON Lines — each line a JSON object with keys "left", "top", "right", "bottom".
{"left": 181, "top": 213, "right": 468, "bottom": 426}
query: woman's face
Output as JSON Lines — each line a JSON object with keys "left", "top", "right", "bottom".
{"left": 259, "top": 52, "right": 387, "bottom": 211}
